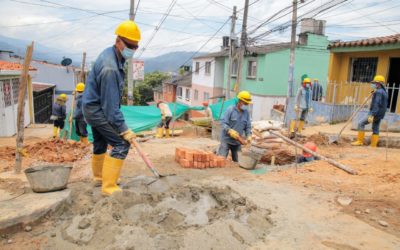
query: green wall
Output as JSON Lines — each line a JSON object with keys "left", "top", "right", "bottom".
{"left": 223, "top": 33, "right": 330, "bottom": 96}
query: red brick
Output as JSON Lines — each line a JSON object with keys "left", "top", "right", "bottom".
{"left": 193, "top": 161, "right": 198, "bottom": 168}
{"left": 185, "top": 150, "right": 194, "bottom": 161}
{"left": 188, "top": 161, "right": 194, "bottom": 168}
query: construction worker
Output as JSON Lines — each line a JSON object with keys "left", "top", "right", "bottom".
{"left": 218, "top": 91, "right": 252, "bottom": 162}
{"left": 156, "top": 101, "right": 172, "bottom": 138}
{"left": 82, "top": 20, "right": 141, "bottom": 195}
{"left": 70, "top": 83, "right": 88, "bottom": 144}
{"left": 290, "top": 77, "right": 313, "bottom": 138}
{"left": 312, "top": 78, "right": 323, "bottom": 101}
{"left": 203, "top": 102, "right": 214, "bottom": 121}
{"left": 351, "top": 75, "right": 388, "bottom": 147}
{"left": 50, "top": 93, "right": 67, "bottom": 138}
{"left": 297, "top": 142, "right": 317, "bottom": 163}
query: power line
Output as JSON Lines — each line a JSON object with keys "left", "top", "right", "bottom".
{"left": 176, "top": 2, "right": 218, "bottom": 31}
{"left": 134, "top": 0, "right": 141, "bottom": 18}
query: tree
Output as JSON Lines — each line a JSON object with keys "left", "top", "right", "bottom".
{"left": 133, "top": 71, "right": 169, "bottom": 105}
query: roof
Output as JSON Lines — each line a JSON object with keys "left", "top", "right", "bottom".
{"left": 0, "top": 60, "right": 37, "bottom": 71}
{"left": 163, "top": 73, "right": 192, "bottom": 87}
{"left": 329, "top": 34, "right": 400, "bottom": 48}
{"left": 193, "top": 50, "right": 228, "bottom": 59}
{"left": 32, "top": 82, "right": 56, "bottom": 92}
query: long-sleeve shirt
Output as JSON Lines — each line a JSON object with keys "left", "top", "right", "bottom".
{"left": 82, "top": 46, "right": 128, "bottom": 133}
{"left": 52, "top": 102, "right": 66, "bottom": 119}
{"left": 159, "top": 103, "right": 172, "bottom": 118}
{"left": 311, "top": 82, "right": 323, "bottom": 101}
{"left": 369, "top": 87, "right": 388, "bottom": 120}
{"left": 73, "top": 93, "right": 84, "bottom": 120}
{"left": 220, "top": 105, "right": 251, "bottom": 146}
{"left": 295, "top": 87, "right": 312, "bottom": 110}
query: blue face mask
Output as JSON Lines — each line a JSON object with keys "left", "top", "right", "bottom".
{"left": 240, "top": 104, "right": 248, "bottom": 111}
{"left": 371, "top": 83, "right": 376, "bottom": 89}
{"left": 121, "top": 47, "right": 135, "bottom": 59}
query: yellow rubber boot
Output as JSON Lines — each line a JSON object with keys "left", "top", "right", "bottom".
{"left": 370, "top": 134, "right": 379, "bottom": 147}
{"left": 92, "top": 153, "right": 106, "bottom": 186}
{"left": 351, "top": 131, "right": 365, "bottom": 146}
{"left": 102, "top": 155, "right": 124, "bottom": 195}
{"left": 289, "top": 120, "right": 296, "bottom": 133}
{"left": 298, "top": 121, "right": 305, "bottom": 134}
{"left": 165, "top": 128, "right": 170, "bottom": 138}
{"left": 53, "top": 127, "right": 58, "bottom": 138}
{"left": 156, "top": 128, "right": 163, "bottom": 138}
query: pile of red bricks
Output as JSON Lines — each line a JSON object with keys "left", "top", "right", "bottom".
{"left": 175, "top": 147, "right": 226, "bottom": 168}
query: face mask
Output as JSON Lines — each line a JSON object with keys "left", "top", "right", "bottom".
{"left": 121, "top": 47, "right": 135, "bottom": 59}
{"left": 306, "top": 84, "right": 311, "bottom": 88}
{"left": 371, "top": 83, "right": 376, "bottom": 89}
{"left": 240, "top": 104, "right": 248, "bottom": 111}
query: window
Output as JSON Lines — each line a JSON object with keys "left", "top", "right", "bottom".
{"left": 185, "top": 89, "right": 191, "bottom": 100}
{"left": 350, "top": 57, "right": 378, "bottom": 82}
{"left": 177, "top": 87, "right": 182, "bottom": 98}
{"left": 194, "top": 90, "right": 199, "bottom": 100}
{"left": 231, "top": 59, "right": 238, "bottom": 76}
{"left": 203, "top": 92, "right": 210, "bottom": 101}
{"left": 195, "top": 62, "right": 200, "bottom": 74}
{"left": 205, "top": 61, "right": 211, "bottom": 75}
{"left": 247, "top": 60, "right": 257, "bottom": 78}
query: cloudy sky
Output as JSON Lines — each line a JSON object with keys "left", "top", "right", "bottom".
{"left": 1, "top": 0, "right": 399, "bottom": 62}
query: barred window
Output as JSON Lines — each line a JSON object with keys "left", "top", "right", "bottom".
{"left": 195, "top": 62, "right": 200, "bottom": 74}
{"left": 247, "top": 60, "right": 257, "bottom": 78}
{"left": 1, "top": 80, "right": 12, "bottom": 107}
{"left": 350, "top": 57, "right": 378, "bottom": 82}
{"left": 205, "top": 61, "right": 211, "bottom": 75}
{"left": 12, "top": 78, "right": 21, "bottom": 104}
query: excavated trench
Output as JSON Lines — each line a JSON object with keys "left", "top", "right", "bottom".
{"left": 45, "top": 176, "right": 273, "bottom": 249}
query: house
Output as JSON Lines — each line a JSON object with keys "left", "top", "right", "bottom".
{"left": 327, "top": 34, "right": 400, "bottom": 114}
{"left": 223, "top": 18, "right": 330, "bottom": 120}
{"left": 154, "top": 73, "right": 193, "bottom": 105}
{"left": 191, "top": 52, "right": 227, "bottom": 106}
{"left": 0, "top": 61, "right": 36, "bottom": 136}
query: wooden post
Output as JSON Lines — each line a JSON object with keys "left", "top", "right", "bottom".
{"left": 15, "top": 42, "right": 34, "bottom": 174}
{"left": 80, "top": 51, "right": 86, "bottom": 83}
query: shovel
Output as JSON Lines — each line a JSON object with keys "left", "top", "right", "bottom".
{"left": 328, "top": 92, "right": 373, "bottom": 144}
{"left": 131, "top": 140, "right": 175, "bottom": 181}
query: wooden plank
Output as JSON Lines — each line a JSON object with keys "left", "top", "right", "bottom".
{"left": 15, "top": 42, "right": 34, "bottom": 173}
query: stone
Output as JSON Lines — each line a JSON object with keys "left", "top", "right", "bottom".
{"left": 355, "top": 210, "right": 361, "bottom": 215}
{"left": 78, "top": 218, "right": 91, "bottom": 230}
{"left": 24, "top": 225, "right": 32, "bottom": 232}
{"left": 378, "top": 220, "right": 389, "bottom": 227}
{"left": 7, "top": 239, "right": 12, "bottom": 244}
{"left": 337, "top": 196, "right": 352, "bottom": 206}
{"left": 365, "top": 209, "right": 371, "bottom": 214}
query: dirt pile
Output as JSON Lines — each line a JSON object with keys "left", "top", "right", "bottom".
{"left": 260, "top": 148, "right": 296, "bottom": 165}
{"left": 44, "top": 177, "right": 273, "bottom": 249}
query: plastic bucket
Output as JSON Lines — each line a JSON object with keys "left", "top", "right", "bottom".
{"left": 24, "top": 165, "right": 72, "bottom": 193}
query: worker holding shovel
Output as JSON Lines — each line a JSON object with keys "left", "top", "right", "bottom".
{"left": 156, "top": 101, "right": 172, "bottom": 138}
{"left": 69, "top": 83, "right": 88, "bottom": 144}
{"left": 351, "top": 75, "right": 388, "bottom": 147}
{"left": 290, "top": 77, "right": 313, "bottom": 138}
{"left": 50, "top": 94, "right": 68, "bottom": 138}
{"left": 218, "top": 91, "right": 252, "bottom": 162}
{"left": 82, "top": 20, "right": 141, "bottom": 195}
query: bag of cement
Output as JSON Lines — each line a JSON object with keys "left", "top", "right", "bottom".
{"left": 252, "top": 120, "right": 283, "bottom": 131}
{"left": 263, "top": 138, "right": 283, "bottom": 144}
{"left": 259, "top": 131, "right": 280, "bottom": 139}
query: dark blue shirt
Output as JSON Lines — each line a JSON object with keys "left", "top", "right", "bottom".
{"left": 220, "top": 105, "right": 252, "bottom": 146}
{"left": 369, "top": 87, "right": 388, "bottom": 120}
{"left": 82, "top": 46, "right": 128, "bottom": 133}
{"left": 73, "top": 93, "right": 84, "bottom": 120}
{"left": 52, "top": 102, "right": 66, "bottom": 119}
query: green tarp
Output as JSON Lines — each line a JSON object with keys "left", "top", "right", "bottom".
{"left": 63, "top": 99, "right": 236, "bottom": 142}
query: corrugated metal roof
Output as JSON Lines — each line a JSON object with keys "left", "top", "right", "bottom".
{"left": 329, "top": 34, "right": 400, "bottom": 48}
{"left": 163, "top": 73, "right": 192, "bottom": 87}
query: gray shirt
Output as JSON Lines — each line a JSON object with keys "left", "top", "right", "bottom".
{"left": 220, "top": 105, "right": 251, "bottom": 145}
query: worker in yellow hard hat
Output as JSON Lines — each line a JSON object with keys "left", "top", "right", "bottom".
{"left": 351, "top": 75, "right": 388, "bottom": 147}
{"left": 217, "top": 91, "right": 252, "bottom": 162}
{"left": 50, "top": 93, "right": 68, "bottom": 138}
{"left": 69, "top": 83, "right": 88, "bottom": 144}
{"left": 290, "top": 77, "right": 313, "bottom": 138}
{"left": 82, "top": 20, "right": 141, "bottom": 195}
{"left": 312, "top": 78, "right": 323, "bottom": 101}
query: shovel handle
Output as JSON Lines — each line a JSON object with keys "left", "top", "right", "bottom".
{"left": 131, "top": 140, "right": 161, "bottom": 178}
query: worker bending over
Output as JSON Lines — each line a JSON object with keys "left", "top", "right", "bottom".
{"left": 351, "top": 75, "right": 388, "bottom": 147}
{"left": 82, "top": 20, "right": 141, "bottom": 195}
{"left": 218, "top": 91, "right": 252, "bottom": 162}
{"left": 290, "top": 77, "right": 313, "bottom": 138}
{"left": 51, "top": 94, "right": 67, "bottom": 138}
{"left": 156, "top": 101, "right": 172, "bottom": 138}
{"left": 203, "top": 102, "right": 214, "bottom": 121}
{"left": 70, "top": 83, "right": 88, "bottom": 144}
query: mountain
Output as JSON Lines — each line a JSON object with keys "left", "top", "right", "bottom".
{"left": 0, "top": 35, "right": 81, "bottom": 66}
{"left": 143, "top": 51, "right": 204, "bottom": 73}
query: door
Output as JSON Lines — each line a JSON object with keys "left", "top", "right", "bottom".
{"left": 387, "top": 58, "right": 400, "bottom": 113}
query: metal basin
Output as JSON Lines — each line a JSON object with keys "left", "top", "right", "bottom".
{"left": 238, "top": 151, "right": 258, "bottom": 170}
{"left": 24, "top": 165, "right": 72, "bottom": 193}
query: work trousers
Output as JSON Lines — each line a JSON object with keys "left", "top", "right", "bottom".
{"left": 53, "top": 118, "right": 65, "bottom": 129}
{"left": 92, "top": 122, "right": 130, "bottom": 159}
{"left": 158, "top": 116, "right": 172, "bottom": 129}
{"left": 218, "top": 142, "right": 241, "bottom": 162}
{"left": 299, "top": 109, "right": 309, "bottom": 121}
{"left": 75, "top": 119, "right": 88, "bottom": 137}
{"left": 358, "top": 116, "right": 382, "bottom": 135}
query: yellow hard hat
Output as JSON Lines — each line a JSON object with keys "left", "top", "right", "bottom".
{"left": 76, "top": 82, "right": 85, "bottom": 92}
{"left": 237, "top": 91, "right": 252, "bottom": 104}
{"left": 115, "top": 20, "right": 141, "bottom": 42}
{"left": 372, "top": 75, "right": 385, "bottom": 84}
{"left": 303, "top": 78, "right": 312, "bottom": 83}
{"left": 59, "top": 93, "right": 68, "bottom": 101}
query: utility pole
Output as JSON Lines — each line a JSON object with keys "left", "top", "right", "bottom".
{"left": 284, "top": 0, "right": 299, "bottom": 124}
{"left": 235, "top": 0, "right": 249, "bottom": 93}
{"left": 80, "top": 51, "right": 86, "bottom": 83}
{"left": 127, "top": 0, "right": 135, "bottom": 105}
{"left": 226, "top": 6, "right": 237, "bottom": 99}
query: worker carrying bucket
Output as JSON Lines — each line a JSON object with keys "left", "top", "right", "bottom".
{"left": 50, "top": 93, "right": 67, "bottom": 138}
{"left": 218, "top": 91, "right": 252, "bottom": 162}
{"left": 156, "top": 101, "right": 172, "bottom": 138}
{"left": 351, "top": 75, "right": 388, "bottom": 147}
{"left": 290, "top": 77, "right": 313, "bottom": 138}
{"left": 82, "top": 20, "right": 141, "bottom": 196}
{"left": 69, "top": 83, "right": 88, "bottom": 144}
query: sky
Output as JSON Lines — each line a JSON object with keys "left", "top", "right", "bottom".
{"left": 0, "top": 0, "right": 399, "bottom": 62}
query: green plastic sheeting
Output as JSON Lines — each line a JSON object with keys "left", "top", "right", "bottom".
{"left": 209, "top": 98, "right": 237, "bottom": 121}
{"left": 62, "top": 102, "right": 207, "bottom": 142}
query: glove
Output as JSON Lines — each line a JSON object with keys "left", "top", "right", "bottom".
{"left": 309, "top": 107, "right": 314, "bottom": 113}
{"left": 120, "top": 129, "right": 136, "bottom": 142}
{"left": 368, "top": 115, "right": 374, "bottom": 123}
{"left": 294, "top": 105, "right": 300, "bottom": 112}
{"left": 227, "top": 129, "right": 239, "bottom": 140}
{"left": 246, "top": 135, "right": 252, "bottom": 144}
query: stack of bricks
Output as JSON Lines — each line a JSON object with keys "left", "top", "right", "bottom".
{"left": 175, "top": 147, "right": 226, "bottom": 169}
